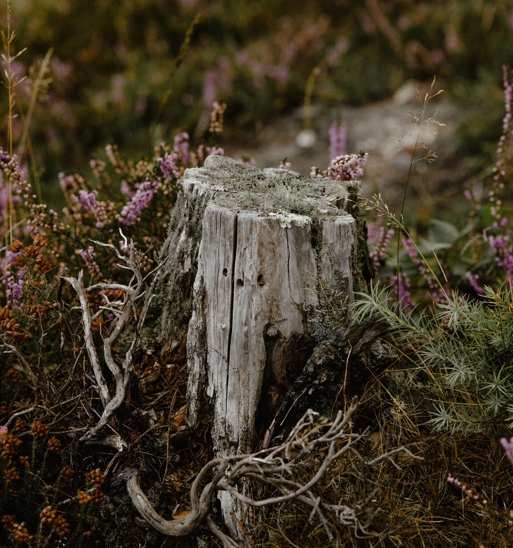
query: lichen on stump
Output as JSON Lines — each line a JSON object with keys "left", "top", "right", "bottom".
{"left": 157, "top": 155, "right": 362, "bottom": 459}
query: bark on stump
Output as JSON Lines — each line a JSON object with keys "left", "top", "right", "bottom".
{"left": 157, "top": 155, "right": 361, "bottom": 531}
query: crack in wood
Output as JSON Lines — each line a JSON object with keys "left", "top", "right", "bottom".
{"left": 156, "top": 156, "right": 364, "bottom": 536}
{"left": 225, "top": 212, "right": 238, "bottom": 437}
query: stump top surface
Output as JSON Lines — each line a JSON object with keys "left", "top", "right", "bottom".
{"left": 183, "top": 155, "right": 358, "bottom": 220}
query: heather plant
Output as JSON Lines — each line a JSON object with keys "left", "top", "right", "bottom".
{"left": 355, "top": 68, "right": 513, "bottom": 436}
{"left": 1, "top": 1, "right": 512, "bottom": 180}
{"left": 0, "top": 120, "right": 224, "bottom": 544}
{"left": 3, "top": 3, "right": 513, "bottom": 545}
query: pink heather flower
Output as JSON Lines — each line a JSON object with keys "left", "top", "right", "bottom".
{"left": 78, "top": 246, "right": 101, "bottom": 278}
{"left": 173, "top": 132, "right": 190, "bottom": 165}
{"left": 194, "top": 145, "right": 225, "bottom": 165}
{"left": 488, "top": 235, "right": 513, "bottom": 283}
{"left": 160, "top": 153, "right": 180, "bottom": 179}
{"left": 206, "top": 146, "right": 225, "bottom": 157}
{"left": 120, "top": 180, "right": 133, "bottom": 197}
{"left": 366, "top": 222, "right": 381, "bottom": 244}
{"left": 119, "top": 180, "right": 159, "bottom": 226}
{"left": 402, "top": 237, "right": 418, "bottom": 260}
{"left": 326, "top": 37, "right": 349, "bottom": 67}
{"left": 489, "top": 67, "right": 513, "bottom": 226}
{"left": 391, "top": 272, "right": 413, "bottom": 310}
{"left": 500, "top": 437, "right": 513, "bottom": 465}
{"left": 329, "top": 123, "right": 347, "bottom": 161}
{"left": 327, "top": 153, "right": 368, "bottom": 181}
{"left": 59, "top": 173, "right": 78, "bottom": 193}
{"left": 489, "top": 235, "right": 508, "bottom": 251}
{"left": 0, "top": 186, "right": 9, "bottom": 223}
{"left": 76, "top": 190, "right": 98, "bottom": 211}
{"left": 0, "top": 425, "right": 7, "bottom": 436}
{"left": 463, "top": 190, "right": 473, "bottom": 202}
{"left": 4, "top": 267, "right": 26, "bottom": 306}
{"left": 0, "top": 170, "right": 22, "bottom": 223}
{"left": 403, "top": 237, "right": 446, "bottom": 304}
{"left": 369, "top": 225, "right": 395, "bottom": 269}
{"left": 73, "top": 190, "right": 108, "bottom": 228}
{"left": 1, "top": 250, "right": 20, "bottom": 270}
{"left": 467, "top": 273, "right": 484, "bottom": 296}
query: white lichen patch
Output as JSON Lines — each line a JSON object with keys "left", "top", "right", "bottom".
{"left": 267, "top": 210, "right": 311, "bottom": 228}
{"left": 184, "top": 155, "right": 351, "bottom": 217}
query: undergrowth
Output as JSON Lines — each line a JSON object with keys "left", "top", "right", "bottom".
{"left": 2, "top": 4, "right": 513, "bottom": 547}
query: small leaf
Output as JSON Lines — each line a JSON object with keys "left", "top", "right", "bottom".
{"left": 419, "top": 238, "right": 452, "bottom": 253}
{"left": 428, "top": 219, "right": 459, "bottom": 245}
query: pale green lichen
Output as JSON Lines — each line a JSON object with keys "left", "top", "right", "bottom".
{"left": 185, "top": 155, "right": 354, "bottom": 219}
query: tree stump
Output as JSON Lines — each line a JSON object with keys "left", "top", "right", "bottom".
{"left": 157, "top": 155, "right": 362, "bottom": 530}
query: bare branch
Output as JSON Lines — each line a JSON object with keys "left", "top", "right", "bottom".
{"left": 64, "top": 237, "right": 159, "bottom": 441}
{"left": 64, "top": 270, "right": 110, "bottom": 406}
{"left": 123, "top": 404, "right": 398, "bottom": 542}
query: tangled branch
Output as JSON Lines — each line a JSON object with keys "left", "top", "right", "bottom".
{"left": 64, "top": 231, "right": 155, "bottom": 440}
{"left": 124, "top": 404, "right": 412, "bottom": 544}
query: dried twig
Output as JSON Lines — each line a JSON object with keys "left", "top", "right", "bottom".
{"left": 64, "top": 231, "right": 156, "bottom": 440}
{"left": 124, "top": 404, "right": 410, "bottom": 543}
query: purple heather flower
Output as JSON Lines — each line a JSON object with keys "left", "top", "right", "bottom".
{"left": 0, "top": 184, "right": 8, "bottom": 223}
{"left": 489, "top": 235, "right": 509, "bottom": 251}
{"left": 327, "top": 153, "right": 368, "bottom": 181}
{"left": 369, "top": 225, "right": 395, "bottom": 269}
{"left": 402, "top": 237, "right": 418, "bottom": 260}
{"left": 119, "top": 180, "right": 159, "bottom": 226}
{"left": 73, "top": 190, "right": 108, "bottom": 228}
{"left": 488, "top": 235, "right": 513, "bottom": 283}
{"left": 467, "top": 273, "right": 484, "bottom": 295}
{"left": 326, "top": 37, "right": 349, "bottom": 67}
{"left": 59, "top": 173, "right": 78, "bottom": 193}
{"left": 79, "top": 246, "right": 94, "bottom": 261}
{"left": 78, "top": 246, "right": 101, "bottom": 278}
{"left": 76, "top": 190, "right": 98, "bottom": 212}
{"left": 174, "top": 132, "right": 190, "bottom": 165}
{"left": 120, "top": 180, "right": 133, "bottom": 197}
{"left": 366, "top": 223, "right": 381, "bottom": 244}
{"left": 403, "top": 237, "right": 446, "bottom": 303}
{"left": 266, "top": 64, "right": 289, "bottom": 86}
{"left": 391, "top": 272, "right": 413, "bottom": 310}
{"left": 501, "top": 437, "right": 513, "bottom": 465}
{"left": 329, "top": 123, "right": 347, "bottom": 161}
{"left": 160, "top": 153, "right": 180, "bottom": 180}
{"left": 206, "top": 146, "right": 225, "bottom": 157}
{"left": 3, "top": 250, "right": 20, "bottom": 269}
{"left": 4, "top": 267, "right": 26, "bottom": 306}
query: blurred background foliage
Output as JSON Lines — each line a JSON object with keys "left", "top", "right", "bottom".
{"left": 2, "top": 0, "right": 513, "bottom": 187}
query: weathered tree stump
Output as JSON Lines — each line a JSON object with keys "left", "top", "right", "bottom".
{"left": 157, "top": 155, "right": 362, "bottom": 530}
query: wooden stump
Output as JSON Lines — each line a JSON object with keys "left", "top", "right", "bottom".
{"left": 157, "top": 155, "right": 362, "bottom": 530}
